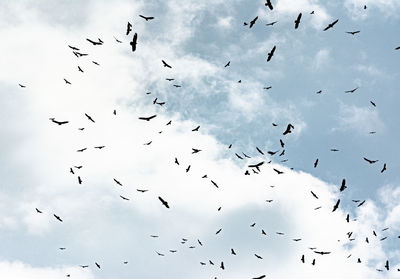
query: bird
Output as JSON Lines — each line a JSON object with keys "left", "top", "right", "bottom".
{"left": 120, "top": 195, "right": 130, "bottom": 200}
{"left": 138, "top": 115, "right": 157, "bottom": 121}
{"left": 249, "top": 16, "right": 258, "bottom": 28}
{"left": 63, "top": 78, "right": 71, "bottom": 84}
{"left": 173, "top": 84, "right": 181, "bottom": 88}
{"left": 231, "top": 248, "right": 236, "bottom": 255}
{"left": 346, "top": 30, "right": 360, "bottom": 35}
{"left": 78, "top": 66, "right": 84, "bottom": 72}
{"left": 68, "top": 45, "right": 79, "bottom": 51}
{"left": 314, "top": 251, "right": 331, "bottom": 255}
{"left": 113, "top": 178, "right": 123, "bottom": 186}
{"left": 370, "top": 101, "right": 376, "bottom": 107}
{"left": 395, "top": 46, "right": 400, "bottom": 50}
{"left": 86, "top": 38, "right": 103, "bottom": 45}
{"left": 143, "top": 141, "right": 152, "bottom": 145}
{"left": 363, "top": 157, "right": 378, "bottom": 164}
{"left": 311, "top": 191, "right": 319, "bottom": 199}
{"left": 192, "top": 125, "right": 200, "bottom": 131}
{"left": 294, "top": 13, "right": 302, "bottom": 29}
{"left": 316, "top": 90, "right": 322, "bottom": 94}
{"left": 268, "top": 150, "right": 278, "bottom": 155}
{"left": 49, "top": 118, "right": 69, "bottom": 125}
{"left": 261, "top": 229, "right": 267, "bottom": 234}
{"left": 95, "top": 262, "right": 100, "bottom": 269}
{"left": 256, "top": 147, "right": 264, "bottom": 155}
{"left": 266, "top": 21, "right": 278, "bottom": 26}
{"left": 80, "top": 265, "right": 89, "bottom": 268}
{"left": 166, "top": 78, "right": 174, "bottom": 81}
{"left": 216, "top": 228, "right": 222, "bottom": 234}
{"left": 18, "top": 83, "right": 26, "bottom": 88}
{"left": 174, "top": 158, "right": 179, "bottom": 165}
{"left": 78, "top": 176, "right": 82, "bottom": 184}
{"left": 263, "top": 86, "right": 272, "bottom": 90}
{"left": 267, "top": 45, "right": 276, "bottom": 62}
{"left": 279, "top": 139, "right": 285, "bottom": 148}
{"left": 323, "top": 19, "right": 339, "bottom": 31}
{"left": 248, "top": 161, "right": 264, "bottom": 170}
{"left": 35, "top": 208, "right": 42, "bottom": 213}
{"left": 113, "top": 36, "right": 122, "bottom": 43}
{"left": 330, "top": 148, "right": 339, "bottom": 152}
{"left": 273, "top": 168, "right": 284, "bottom": 174}
{"left": 332, "top": 199, "right": 340, "bottom": 212}
{"left": 211, "top": 180, "right": 219, "bottom": 188}
{"left": 136, "top": 189, "right": 148, "bottom": 193}
{"left": 139, "top": 15, "right": 154, "bottom": 21}
{"left": 224, "top": 61, "right": 230, "bottom": 67}
{"left": 254, "top": 254, "right": 263, "bottom": 259}
{"left": 130, "top": 33, "right": 138, "bottom": 52}
{"left": 265, "top": 0, "right": 273, "bottom": 10}
{"left": 74, "top": 166, "right": 83, "bottom": 169}
{"left": 192, "top": 148, "right": 201, "bottom": 154}
{"left": 301, "top": 255, "right": 305, "bottom": 263}
{"left": 162, "top": 60, "right": 172, "bottom": 68}
{"left": 220, "top": 261, "right": 225, "bottom": 270}
{"left": 381, "top": 163, "right": 387, "bottom": 173}
{"left": 126, "top": 22, "right": 132, "bottom": 35}
{"left": 314, "top": 159, "right": 319, "bottom": 168}
{"left": 283, "top": 124, "right": 294, "bottom": 135}
{"left": 235, "top": 153, "right": 244, "bottom": 160}
{"left": 186, "top": 165, "right": 191, "bottom": 172}
{"left": 84, "top": 113, "right": 95, "bottom": 123}
{"left": 340, "top": 179, "right": 347, "bottom": 192}
{"left": 312, "top": 259, "right": 316, "bottom": 265}
{"left": 53, "top": 214, "right": 63, "bottom": 222}
{"left": 156, "top": 251, "right": 165, "bottom": 256}
{"left": 385, "top": 260, "right": 389, "bottom": 271}
{"left": 94, "top": 146, "right": 105, "bottom": 149}
{"left": 77, "top": 148, "right": 87, "bottom": 152}
{"left": 358, "top": 200, "right": 366, "bottom": 207}
{"left": 345, "top": 87, "right": 358, "bottom": 93}
{"left": 92, "top": 61, "right": 100, "bottom": 65}
{"left": 158, "top": 196, "right": 170, "bottom": 208}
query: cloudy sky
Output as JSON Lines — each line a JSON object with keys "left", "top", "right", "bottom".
{"left": 0, "top": 0, "right": 400, "bottom": 278}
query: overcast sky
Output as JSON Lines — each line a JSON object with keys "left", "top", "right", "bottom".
{"left": 0, "top": 0, "right": 400, "bottom": 278}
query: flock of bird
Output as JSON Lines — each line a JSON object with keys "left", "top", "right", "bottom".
{"left": 15, "top": 1, "right": 400, "bottom": 278}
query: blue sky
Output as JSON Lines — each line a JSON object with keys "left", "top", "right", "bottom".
{"left": 0, "top": 0, "right": 399, "bottom": 278}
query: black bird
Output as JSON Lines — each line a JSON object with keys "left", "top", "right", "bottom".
{"left": 78, "top": 66, "right": 84, "bottom": 72}
{"left": 264, "top": 86, "right": 272, "bottom": 90}
{"left": 249, "top": 16, "right": 258, "bottom": 28}
{"left": 186, "top": 165, "right": 191, "bottom": 172}
{"left": 143, "top": 141, "right": 152, "bottom": 145}
{"left": 267, "top": 45, "right": 276, "bottom": 62}
{"left": 340, "top": 179, "right": 347, "bottom": 192}
{"left": 358, "top": 200, "right": 366, "bottom": 207}
{"left": 92, "top": 61, "right": 100, "bottom": 65}
{"left": 50, "top": 118, "right": 69, "bottom": 125}
{"left": 78, "top": 176, "right": 82, "bottom": 184}
{"left": 266, "top": 21, "right": 278, "bottom": 26}
{"left": 220, "top": 261, "right": 224, "bottom": 270}
{"left": 283, "top": 124, "right": 294, "bottom": 135}
{"left": 95, "top": 262, "right": 100, "bottom": 269}
{"left": 395, "top": 46, "right": 400, "bottom": 50}
{"left": 86, "top": 38, "right": 103, "bottom": 45}
{"left": 381, "top": 163, "right": 387, "bottom": 173}
{"left": 158, "top": 196, "right": 170, "bottom": 208}
{"left": 77, "top": 148, "right": 87, "bottom": 152}
{"left": 120, "top": 195, "right": 130, "bottom": 201}
{"left": 346, "top": 30, "right": 360, "bottom": 35}
{"left": 235, "top": 153, "right": 244, "bottom": 159}
{"left": 174, "top": 158, "right": 179, "bottom": 165}
{"left": 166, "top": 120, "right": 172, "bottom": 125}
{"left": 330, "top": 148, "right": 339, "bottom": 152}
{"left": 346, "top": 214, "right": 350, "bottom": 222}
{"left": 113, "top": 36, "right": 122, "bottom": 43}
{"left": 211, "top": 180, "right": 219, "bottom": 188}
{"left": 173, "top": 84, "right": 181, "bottom": 88}
{"left": 74, "top": 166, "right": 83, "bottom": 169}
{"left": 192, "top": 148, "right": 201, "bottom": 154}
{"left": 166, "top": 78, "right": 174, "bottom": 81}
{"left": 253, "top": 275, "right": 266, "bottom": 279}
{"left": 68, "top": 45, "right": 79, "bottom": 51}
{"left": 248, "top": 161, "right": 264, "bottom": 169}
{"left": 268, "top": 150, "right": 278, "bottom": 155}
{"left": 113, "top": 178, "right": 123, "bottom": 186}
{"left": 231, "top": 248, "right": 236, "bottom": 255}
{"left": 224, "top": 61, "right": 230, "bottom": 67}
{"left": 256, "top": 147, "right": 264, "bottom": 155}
{"left": 162, "top": 60, "right": 172, "bottom": 68}
{"left": 370, "top": 101, "right": 376, "bottom": 107}
{"left": 332, "top": 199, "right": 340, "bottom": 212}
{"left": 301, "top": 255, "right": 305, "bottom": 263}
{"left": 19, "top": 83, "right": 26, "bottom": 88}
{"left": 265, "top": 0, "right": 273, "bottom": 10}
{"left": 35, "top": 208, "right": 42, "bottom": 213}
{"left": 53, "top": 214, "right": 63, "bottom": 222}
{"left": 316, "top": 90, "right": 322, "bottom": 94}
{"left": 192, "top": 125, "right": 200, "bottom": 131}
{"left": 64, "top": 78, "right": 71, "bottom": 84}
{"left": 216, "top": 228, "right": 222, "bottom": 234}
{"left": 139, "top": 15, "right": 154, "bottom": 21}
{"left": 280, "top": 139, "right": 285, "bottom": 148}
{"left": 273, "top": 168, "right": 284, "bottom": 174}
{"left": 314, "top": 251, "right": 331, "bottom": 255}
{"left": 385, "top": 260, "right": 389, "bottom": 271}
{"left": 363, "top": 157, "right": 378, "bottom": 164}
{"left": 126, "top": 22, "right": 132, "bottom": 35}
{"left": 138, "top": 115, "right": 157, "bottom": 121}
{"left": 94, "top": 146, "right": 105, "bottom": 149}
{"left": 136, "top": 189, "right": 148, "bottom": 193}
{"left": 73, "top": 51, "right": 88, "bottom": 57}
{"left": 311, "top": 191, "right": 319, "bottom": 199}
{"left": 80, "top": 265, "right": 89, "bottom": 268}
{"left": 294, "top": 13, "right": 302, "bottom": 29}
{"left": 156, "top": 251, "right": 165, "bottom": 256}
{"left": 85, "top": 113, "right": 95, "bottom": 123}
{"left": 130, "top": 33, "right": 138, "bottom": 52}
{"left": 254, "top": 254, "right": 263, "bottom": 259}
{"left": 314, "top": 159, "right": 319, "bottom": 168}
{"left": 323, "top": 19, "right": 339, "bottom": 31}
{"left": 345, "top": 87, "right": 358, "bottom": 93}
{"left": 242, "top": 152, "right": 251, "bottom": 158}
{"left": 312, "top": 259, "right": 316, "bottom": 265}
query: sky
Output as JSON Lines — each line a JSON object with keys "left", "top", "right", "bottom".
{"left": 0, "top": 0, "right": 400, "bottom": 278}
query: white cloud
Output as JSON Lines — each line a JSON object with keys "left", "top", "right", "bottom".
{"left": 344, "top": 0, "right": 400, "bottom": 19}
{"left": 313, "top": 49, "right": 330, "bottom": 70}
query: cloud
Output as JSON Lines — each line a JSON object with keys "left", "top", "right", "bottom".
{"left": 344, "top": 0, "right": 400, "bottom": 19}
{"left": 312, "top": 49, "right": 330, "bottom": 70}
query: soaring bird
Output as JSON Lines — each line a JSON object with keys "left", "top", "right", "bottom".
{"left": 113, "top": 178, "right": 123, "bottom": 186}
{"left": 332, "top": 199, "right": 340, "bottom": 212}
{"left": 381, "top": 163, "right": 387, "bottom": 173}
{"left": 363, "top": 157, "right": 378, "bottom": 164}
{"left": 84, "top": 113, "right": 95, "bottom": 123}
{"left": 224, "top": 61, "right": 230, "bottom": 67}
{"left": 139, "top": 15, "right": 154, "bottom": 21}
{"left": 95, "top": 262, "right": 100, "bottom": 269}
{"left": 162, "top": 60, "right": 172, "bottom": 68}
{"left": 120, "top": 195, "right": 130, "bottom": 201}
{"left": 130, "top": 33, "right": 138, "bottom": 52}
{"left": 35, "top": 208, "right": 42, "bottom": 213}
{"left": 254, "top": 254, "right": 263, "bottom": 259}
{"left": 126, "top": 22, "right": 132, "bottom": 35}
{"left": 265, "top": 0, "right": 273, "bottom": 10}
{"left": 53, "top": 214, "right": 63, "bottom": 222}
{"left": 346, "top": 30, "right": 360, "bottom": 35}
{"left": 294, "top": 13, "right": 302, "bottom": 29}
{"left": 283, "top": 124, "right": 294, "bottom": 135}
{"left": 314, "top": 159, "right": 319, "bottom": 168}
{"left": 273, "top": 168, "right": 284, "bottom": 174}
{"left": 256, "top": 147, "right": 264, "bottom": 155}
{"left": 323, "top": 19, "right": 339, "bottom": 31}
{"left": 64, "top": 78, "right": 71, "bottom": 84}
{"left": 211, "top": 180, "right": 219, "bottom": 188}
{"left": 86, "top": 38, "right": 103, "bottom": 45}
{"left": 249, "top": 16, "right": 258, "bottom": 28}
{"left": 19, "top": 83, "right": 26, "bottom": 88}
{"left": 158, "top": 196, "right": 170, "bottom": 208}
{"left": 339, "top": 179, "right": 347, "bottom": 192}
{"left": 78, "top": 176, "right": 82, "bottom": 184}
{"left": 192, "top": 125, "right": 200, "bottom": 131}
{"left": 266, "top": 21, "right": 278, "bottom": 26}
{"left": 49, "top": 118, "right": 69, "bottom": 125}
{"left": 345, "top": 87, "right": 358, "bottom": 93}
{"left": 138, "top": 115, "right": 157, "bottom": 121}
{"left": 310, "top": 191, "right": 319, "bottom": 199}
{"left": 267, "top": 45, "right": 276, "bottom": 62}
{"left": 231, "top": 248, "right": 236, "bottom": 255}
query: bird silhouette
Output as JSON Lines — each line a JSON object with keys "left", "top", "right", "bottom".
{"left": 158, "top": 196, "right": 170, "bottom": 208}
{"left": 249, "top": 16, "right": 258, "bottom": 28}
{"left": 265, "top": 0, "right": 273, "bottom": 10}
{"left": 53, "top": 214, "right": 63, "bottom": 222}
{"left": 311, "top": 191, "right": 319, "bottom": 199}
{"left": 363, "top": 157, "right": 378, "bottom": 164}
{"left": 323, "top": 19, "right": 339, "bottom": 31}
{"left": 113, "top": 178, "right": 123, "bottom": 186}
{"left": 294, "top": 13, "right": 302, "bottom": 29}
{"left": 314, "top": 159, "right": 319, "bottom": 168}
{"left": 86, "top": 38, "right": 103, "bottom": 45}
{"left": 340, "top": 179, "right": 347, "bottom": 192}
{"left": 346, "top": 30, "right": 360, "bottom": 35}
{"left": 49, "top": 118, "right": 69, "bottom": 125}
{"left": 266, "top": 21, "right": 278, "bottom": 26}
{"left": 345, "top": 87, "right": 358, "bottom": 93}
{"left": 138, "top": 115, "right": 157, "bottom": 121}
{"left": 35, "top": 208, "right": 42, "bottom": 213}
{"left": 283, "top": 124, "right": 294, "bottom": 135}
{"left": 381, "top": 163, "right": 387, "bottom": 173}
{"left": 332, "top": 199, "right": 340, "bottom": 212}
{"left": 120, "top": 195, "right": 130, "bottom": 200}
{"left": 224, "top": 61, "right": 230, "bottom": 67}
{"left": 130, "top": 33, "right": 138, "bottom": 52}
{"left": 85, "top": 113, "right": 95, "bottom": 123}
{"left": 139, "top": 15, "right": 154, "bottom": 21}
{"left": 64, "top": 78, "right": 71, "bottom": 84}
{"left": 267, "top": 45, "right": 276, "bottom": 62}
{"left": 126, "top": 22, "right": 132, "bottom": 35}
{"left": 162, "top": 60, "right": 172, "bottom": 68}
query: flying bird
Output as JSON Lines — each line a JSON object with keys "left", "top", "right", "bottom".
{"left": 49, "top": 118, "right": 69, "bottom": 125}
{"left": 18, "top": 83, "right": 26, "bottom": 88}
{"left": 256, "top": 147, "right": 264, "bottom": 155}
{"left": 345, "top": 87, "right": 358, "bottom": 93}
{"left": 113, "top": 36, "right": 122, "bottom": 43}
{"left": 120, "top": 195, "right": 130, "bottom": 201}
{"left": 78, "top": 176, "right": 82, "bottom": 184}
{"left": 254, "top": 254, "right": 263, "bottom": 259}
{"left": 381, "top": 163, "right": 387, "bottom": 173}
{"left": 35, "top": 208, "right": 42, "bottom": 213}
{"left": 211, "top": 180, "right": 219, "bottom": 188}
{"left": 266, "top": 21, "right": 278, "bottom": 26}
{"left": 267, "top": 45, "right": 276, "bottom": 62}
{"left": 130, "top": 33, "right": 138, "bottom": 52}
{"left": 346, "top": 30, "right": 360, "bottom": 35}
{"left": 332, "top": 199, "right": 340, "bottom": 212}
{"left": 370, "top": 101, "right": 376, "bottom": 107}
{"left": 273, "top": 168, "right": 284, "bottom": 174}
{"left": 311, "top": 191, "right": 319, "bottom": 199}
{"left": 86, "top": 38, "right": 103, "bottom": 45}
{"left": 249, "top": 16, "right": 258, "bottom": 28}
{"left": 323, "top": 19, "right": 339, "bottom": 31}
{"left": 84, "top": 113, "right": 95, "bottom": 123}
{"left": 314, "top": 159, "right": 319, "bottom": 168}
{"left": 158, "top": 196, "right": 170, "bottom": 208}
{"left": 340, "top": 179, "right": 347, "bottom": 192}
{"left": 162, "top": 60, "right": 172, "bottom": 68}
{"left": 139, "top": 15, "right": 154, "bottom": 21}
{"left": 64, "top": 78, "right": 71, "bottom": 84}
{"left": 294, "top": 13, "right": 302, "bottom": 29}
{"left": 53, "top": 214, "right": 63, "bottom": 222}
{"left": 283, "top": 124, "right": 294, "bottom": 135}
{"left": 224, "top": 61, "right": 230, "bottom": 67}
{"left": 363, "top": 157, "right": 378, "bottom": 164}
{"left": 95, "top": 262, "right": 100, "bottom": 269}
{"left": 126, "top": 22, "right": 132, "bottom": 35}
{"left": 314, "top": 251, "right": 331, "bottom": 255}
{"left": 138, "top": 115, "right": 157, "bottom": 121}
{"left": 265, "top": 0, "right": 273, "bottom": 10}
